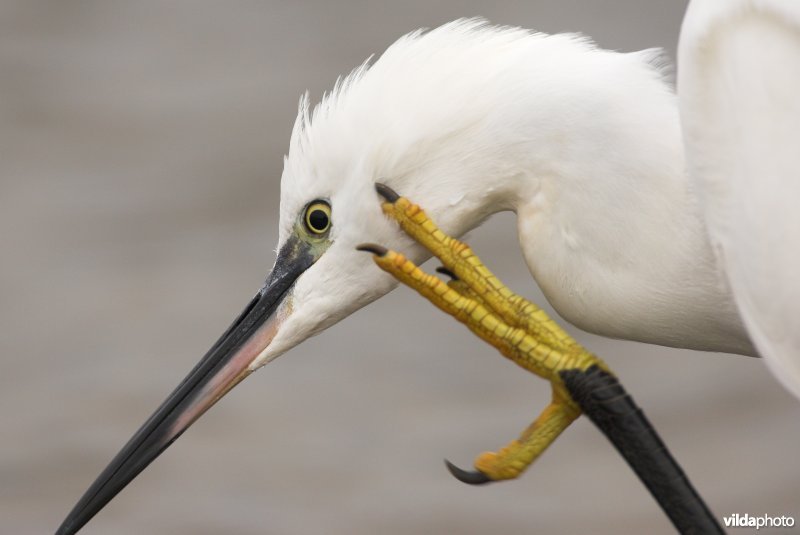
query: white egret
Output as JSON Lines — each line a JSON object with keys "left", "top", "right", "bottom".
{"left": 57, "top": 3, "right": 799, "bottom": 533}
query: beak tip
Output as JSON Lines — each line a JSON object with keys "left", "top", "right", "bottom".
{"left": 55, "top": 513, "right": 82, "bottom": 535}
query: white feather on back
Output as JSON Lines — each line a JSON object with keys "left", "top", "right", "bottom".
{"left": 679, "top": 0, "right": 800, "bottom": 398}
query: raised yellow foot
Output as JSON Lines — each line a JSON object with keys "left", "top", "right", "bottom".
{"left": 357, "top": 184, "right": 607, "bottom": 483}
{"left": 357, "top": 183, "right": 723, "bottom": 534}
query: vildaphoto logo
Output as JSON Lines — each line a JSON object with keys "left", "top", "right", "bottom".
{"left": 723, "top": 513, "right": 795, "bottom": 530}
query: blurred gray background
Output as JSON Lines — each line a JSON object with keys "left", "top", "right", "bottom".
{"left": 2, "top": 1, "right": 798, "bottom": 534}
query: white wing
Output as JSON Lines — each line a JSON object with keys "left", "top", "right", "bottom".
{"left": 679, "top": 0, "right": 800, "bottom": 399}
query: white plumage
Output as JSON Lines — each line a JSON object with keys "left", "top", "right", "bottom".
{"left": 679, "top": 0, "right": 800, "bottom": 398}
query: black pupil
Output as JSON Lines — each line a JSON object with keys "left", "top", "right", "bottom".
{"left": 308, "top": 209, "right": 329, "bottom": 231}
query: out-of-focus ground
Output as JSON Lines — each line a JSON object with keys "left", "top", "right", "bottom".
{"left": 1, "top": 1, "right": 798, "bottom": 534}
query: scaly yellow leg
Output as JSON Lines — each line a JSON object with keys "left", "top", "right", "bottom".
{"left": 357, "top": 185, "right": 609, "bottom": 482}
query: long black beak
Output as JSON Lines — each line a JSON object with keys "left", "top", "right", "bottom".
{"left": 56, "top": 237, "right": 314, "bottom": 535}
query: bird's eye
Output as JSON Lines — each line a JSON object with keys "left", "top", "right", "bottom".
{"left": 304, "top": 201, "right": 331, "bottom": 235}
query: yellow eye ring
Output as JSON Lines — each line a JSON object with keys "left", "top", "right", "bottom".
{"left": 304, "top": 201, "right": 331, "bottom": 234}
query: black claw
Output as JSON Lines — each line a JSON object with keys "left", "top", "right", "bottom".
{"left": 356, "top": 243, "right": 389, "bottom": 257}
{"left": 375, "top": 182, "right": 400, "bottom": 203}
{"left": 444, "top": 459, "right": 492, "bottom": 485}
{"left": 435, "top": 266, "right": 459, "bottom": 281}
